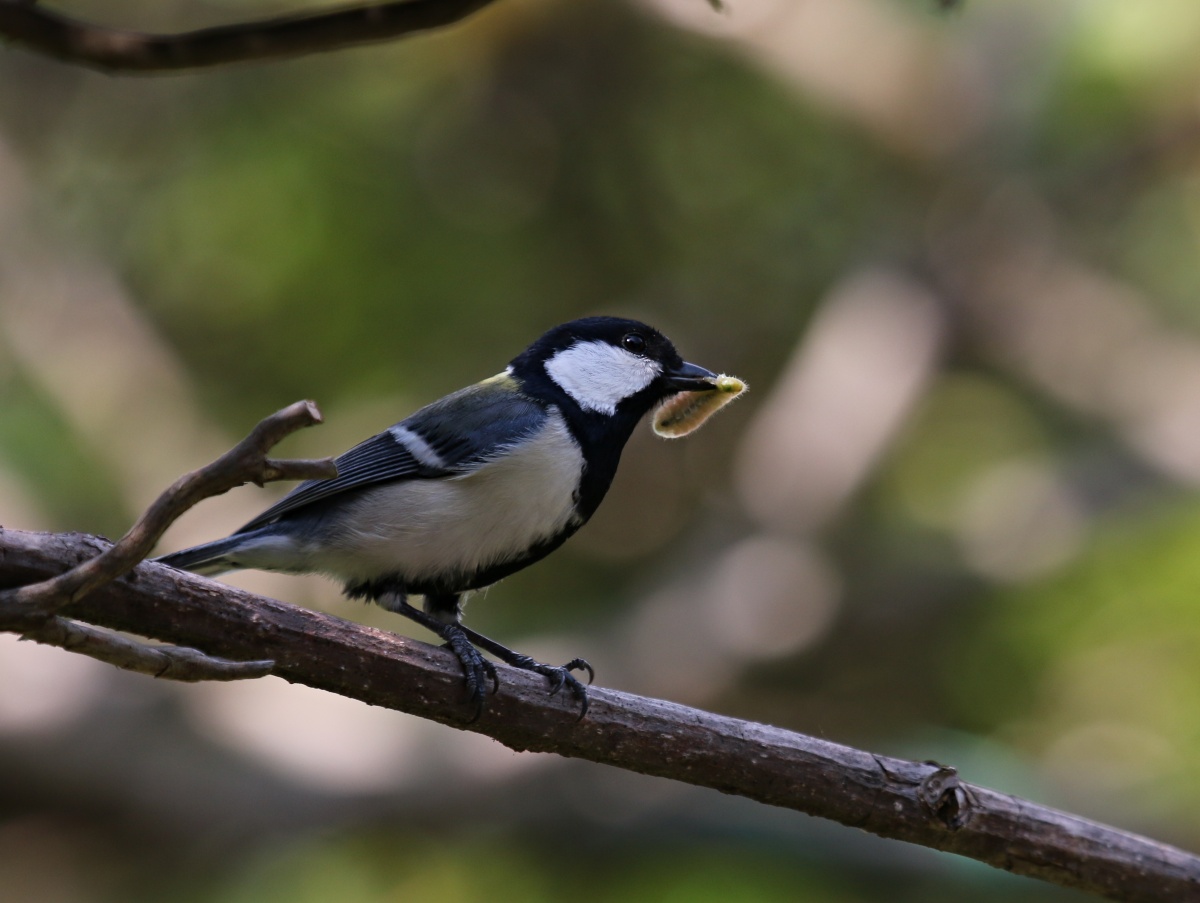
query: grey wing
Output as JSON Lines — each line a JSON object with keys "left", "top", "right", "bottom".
{"left": 235, "top": 375, "right": 547, "bottom": 533}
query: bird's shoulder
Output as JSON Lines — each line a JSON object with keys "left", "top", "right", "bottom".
{"left": 236, "top": 372, "right": 551, "bottom": 532}
{"left": 408, "top": 371, "right": 552, "bottom": 465}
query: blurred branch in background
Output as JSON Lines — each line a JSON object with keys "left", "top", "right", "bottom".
{"left": 0, "top": 0, "right": 501, "bottom": 72}
{"left": 1, "top": 526, "right": 1199, "bottom": 902}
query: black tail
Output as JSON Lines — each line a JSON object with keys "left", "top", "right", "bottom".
{"left": 155, "top": 535, "right": 246, "bottom": 577}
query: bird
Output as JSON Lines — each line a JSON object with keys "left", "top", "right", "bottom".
{"left": 157, "top": 316, "right": 719, "bottom": 718}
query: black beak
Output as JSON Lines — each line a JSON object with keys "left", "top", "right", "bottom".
{"left": 667, "top": 360, "right": 719, "bottom": 391}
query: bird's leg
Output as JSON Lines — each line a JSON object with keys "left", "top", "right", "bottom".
{"left": 380, "top": 591, "right": 497, "bottom": 720}
{"left": 455, "top": 623, "right": 593, "bottom": 720}
{"left": 381, "top": 591, "right": 591, "bottom": 719}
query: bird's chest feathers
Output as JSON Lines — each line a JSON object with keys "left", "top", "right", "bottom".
{"left": 326, "top": 413, "right": 585, "bottom": 583}
{"left": 448, "top": 416, "right": 586, "bottom": 554}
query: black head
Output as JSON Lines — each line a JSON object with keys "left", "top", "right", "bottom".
{"left": 508, "top": 317, "right": 717, "bottom": 521}
{"left": 509, "top": 317, "right": 716, "bottom": 420}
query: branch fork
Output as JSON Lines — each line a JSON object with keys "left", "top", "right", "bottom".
{"left": 0, "top": 400, "right": 337, "bottom": 681}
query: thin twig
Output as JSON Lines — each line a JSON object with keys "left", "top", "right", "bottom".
{"left": 0, "top": 527, "right": 1196, "bottom": 902}
{"left": 21, "top": 615, "right": 274, "bottom": 681}
{"left": 0, "top": 0, "right": 500, "bottom": 73}
{"left": 0, "top": 399, "right": 336, "bottom": 619}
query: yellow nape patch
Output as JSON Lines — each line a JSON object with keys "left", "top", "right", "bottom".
{"left": 479, "top": 371, "right": 518, "bottom": 388}
{"left": 652, "top": 374, "right": 747, "bottom": 439}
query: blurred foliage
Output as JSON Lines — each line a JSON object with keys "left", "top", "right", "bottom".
{"left": 968, "top": 501, "right": 1200, "bottom": 823}
{"left": 3, "top": 0, "right": 1200, "bottom": 901}
{"left": 190, "top": 831, "right": 1075, "bottom": 903}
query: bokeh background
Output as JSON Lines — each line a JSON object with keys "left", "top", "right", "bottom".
{"left": 3, "top": 0, "right": 1200, "bottom": 899}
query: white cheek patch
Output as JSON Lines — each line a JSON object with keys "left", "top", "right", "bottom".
{"left": 544, "top": 341, "right": 662, "bottom": 414}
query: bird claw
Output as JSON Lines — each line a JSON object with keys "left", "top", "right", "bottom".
{"left": 563, "top": 657, "right": 594, "bottom": 685}
{"left": 526, "top": 660, "right": 591, "bottom": 720}
{"left": 442, "top": 631, "right": 498, "bottom": 722}
{"left": 440, "top": 625, "right": 593, "bottom": 720}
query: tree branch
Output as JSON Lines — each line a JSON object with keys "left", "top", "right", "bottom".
{"left": 0, "top": 399, "right": 334, "bottom": 619}
{"left": 20, "top": 614, "right": 275, "bottom": 680}
{"left": 0, "top": 400, "right": 335, "bottom": 679}
{"left": 0, "top": 527, "right": 1196, "bottom": 902}
{"left": 0, "top": 0, "right": 500, "bottom": 73}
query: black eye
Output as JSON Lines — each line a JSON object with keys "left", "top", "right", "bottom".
{"left": 622, "top": 333, "right": 647, "bottom": 354}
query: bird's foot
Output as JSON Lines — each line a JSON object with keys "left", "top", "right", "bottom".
{"left": 440, "top": 626, "right": 498, "bottom": 722}
{"left": 456, "top": 623, "right": 594, "bottom": 719}
{"left": 394, "top": 597, "right": 593, "bottom": 720}
{"left": 501, "top": 653, "right": 593, "bottom": 720}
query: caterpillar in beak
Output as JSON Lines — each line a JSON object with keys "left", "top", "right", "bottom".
{"left": 653, "top": 374, "right": 747, "bottom": 439}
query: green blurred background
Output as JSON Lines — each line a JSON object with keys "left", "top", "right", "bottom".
{"left": 3, "top": 0, "right": 1200, "bottom": 899}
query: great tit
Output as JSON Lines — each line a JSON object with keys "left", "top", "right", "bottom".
{"left": 157, "top": 316, "right": 719, "bottom": 717}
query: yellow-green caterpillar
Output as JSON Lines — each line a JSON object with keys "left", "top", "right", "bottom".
{"left": 652, "top": 374, "right": 747, "bottom": 439}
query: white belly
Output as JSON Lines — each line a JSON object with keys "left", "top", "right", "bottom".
{"left": 306, "top": 412, "right": 584, "bottom": 585}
